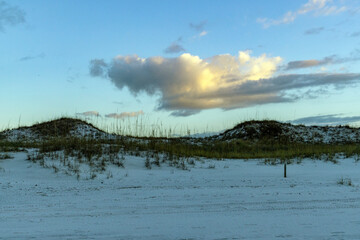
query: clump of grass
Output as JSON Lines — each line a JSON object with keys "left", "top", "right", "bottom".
{"left": 27, "top": 151, "right": 44, "bottom": 162}
{"left": 153, "top": 152, "right": 160, "bottom": 167}
{"left": 145, "top": 155, "right": 151, "bottom": 169}
{"left": 106, "top": 170, "right": 113, "bottom": 179}
{"left": 208, "top": 163, "right": 216, "bottom": 169}
{"left": 0, "top": 141, "right": 25, "bottom": 152}
{"left": 337, "top": 177, "right": 353, "bottom": 186}
{"left": 51, "top": 164, "right": 59, "bottom": 173}
{"left": 89, "top": 171, "right": 97, "bottom": 180}
{"left": 263, "top": 158, "right": 280, "bottom": 165}
{"left": 323, "top": 153, "right": 338, "bottom": 164}
{"left": 187, "top": 158, "right": 195, "bottom": 165}
{"left": 0, "top": 153, "right": 13, "bottom": 160}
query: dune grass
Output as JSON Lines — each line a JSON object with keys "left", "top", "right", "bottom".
{"left": 1, "top": 117, "right": 360, "bottom": 164}
{"left": 2, "top": 121, "right": 360, "bottom": 178}
{"left": 2, "top": 136, "right": 359, "bottom": 163}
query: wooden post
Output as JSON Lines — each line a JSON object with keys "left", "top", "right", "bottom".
{"left": 284, "top": 163, "right": 287, "bottom": 178}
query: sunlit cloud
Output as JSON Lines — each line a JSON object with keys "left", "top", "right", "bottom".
{"left": 320, "top": 66, "right": 328, "bottom": 72}
{"left": 0, "top": 1, "right": 25, "bottom": 31}
{"left": 190, "top": 20, "right": 208, "bottom": 38}
{"left": 76, "top": 111, "right": 100, "bottom": 117}
{"left": 258, "top": 0, "right": 346, "bottom": 28}
{"left": 105, "top": 110, "right": 144, "bottom": 119}
{"left": 90, "top": 50, "right": 360, "bottom": 116}
{"left": 199, "top": 31, "right": 208, "bottom": 37}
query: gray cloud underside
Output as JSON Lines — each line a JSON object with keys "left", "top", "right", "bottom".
{"left": 351, "top": 31, "right": 360, "bottom": 37}
{"left": 0, "top": 1, "right": 25, "bottom": 31}
{"left": 19, "top": 53, "right": 45, "bottom": 61}
{"left": 292, "top": 114, "right": 360, "bottom": 126}
{"left": 304, "top": 27, "right": 324, "bottom": 35}
{"left": 89, "top": 59, "right": 107, "bottom": 77}
{"left": 170, "top": 110, "right": 201, "bottom": 117}
{"left": 112, "top": 101, "right": 124, "bottom": 105}
{"left": 189, "top": 20, "right": 207, "bottom": 31}
{"left": 164, "top": 42, "right": 185, "bottom": 54}
{"left": 76, "top": 111, "right": 100, "bottom": 117}
{"left": 285, "top": 50, "right": 360, "bottom": 70}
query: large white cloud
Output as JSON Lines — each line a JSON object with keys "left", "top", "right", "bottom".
{"left": 90, "top": 51, "right": 282, "bottom": 115}
{"left": 90, "top": 51, "right": 360, "bottom": 116}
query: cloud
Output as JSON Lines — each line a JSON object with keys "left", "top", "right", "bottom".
{"left": 304, "top": 27, "right": 325, "bottom": 35}
{"left": 0, "top": 1, "right": 25, "bottom": 31}
{"left": 351, "top": 31, "right": 360, "bottom": 37}
{"left": 112, "top": 101, "right": 124, "bottom": 105}
{"left": 90, "top": 51, "right": 360, "bottom": 116}
{"left": 170, "top": 110, "right": 201, "bottom": 117}
{"left": 258, "top": 0, "right": 346, "bottom": 28}
{"left": 89, "top": 59, "right": 108, "bottom": 77}
{"left": 199, "top": 31, "right": 208, "bottom": 37}
{"left": 189, "top": 20, "right": 207, "bottom": 31}
{"left": 192, "top": 30, "right": 208, "bottom": 39}
{"left": 105, "top": 110, "right": 144, "bottom": 119}
{"left": 292, "top": 114, "right": 360, "bottom": 126}
{"left": 285, "top": 50, "right": 360, "bottom": 70}
{"left": 66, "top": 67, "right": 80, "bottom": 83}
{"left": 300, "top": 88, "right": 330, "bottom": 99}
{"left": 164, "top": 42, "right": 185, "bottom": 54}
{"left": 235, "top": 73, "right": 360, "bottom": 95}
{"left": 349, "top": 7, "right": 360, "bottom": 15}
{"left": 285, "top": 57, "right": 334, "bottom": 70}
{"left": 190, "top": 21, "right": 208, "bottom": 38}
{"left": 19, "top": 53, "right": 45, "bottom": 61}
{"left": 76, "top": 111, "right": 100, "bottom": 117}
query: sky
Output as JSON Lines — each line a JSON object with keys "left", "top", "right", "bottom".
{"left": 1, "top": 0, "right": 360, "bottom": 134}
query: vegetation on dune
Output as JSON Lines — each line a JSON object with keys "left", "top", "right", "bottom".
{"left": 0, "top": 140, "right": 26, "bottom": 152}
{"left": 1, "top": 117, "right": 360, "bottom": 168}
{"left": 2, "top": 135, "right": 360, "bottom": 161}
{"left": 21, "top": 118, "right": 104, "bottom": 138}
{"left": 0, "top": 153, "right": 13, "bottom": 160}
{"left": 218, "top": 120, "right": 287, "bottom": 141}
{"left": 1, "top": 117, "right": 360, "bottom": 179}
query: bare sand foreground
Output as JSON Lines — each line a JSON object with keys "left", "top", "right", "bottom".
{"left": 1, "top": 152, "right": 360, "bottom": 239}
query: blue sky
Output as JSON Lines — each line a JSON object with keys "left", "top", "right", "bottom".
{"left": 1, "top": 0, "right": 360, "bottom": 133}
